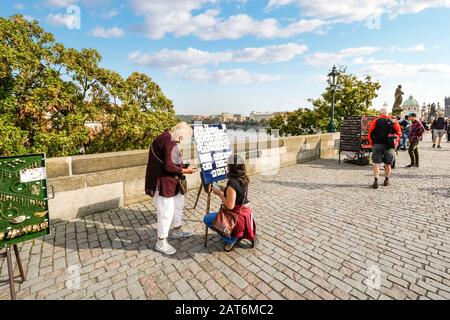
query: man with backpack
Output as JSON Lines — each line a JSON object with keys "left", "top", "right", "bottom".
{"left": 368, "top": 108, "right": 402, "bottom": 189}
{"left": 431, "top": 112, "right": 448, "bottom": 148}
{"left": 406, "top": 113, "right": 425, "bottom": 168}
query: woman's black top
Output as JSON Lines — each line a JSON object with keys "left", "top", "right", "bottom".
{"left": 224, "top": 178, "right": 249, "bottom": 205}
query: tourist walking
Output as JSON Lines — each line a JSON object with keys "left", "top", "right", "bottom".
{"left": 368, "top": 107, "right": 402, "bottom": 189}
{"left": 431, "top": 112, "right": 448, "bottom": 148}
{"left": 447, "top": 118, "right": 450, "bottom": 142}
{"left": 145, "top": 122, "right": 197, "bottom": 255}
{"left": 204, "top": 154, "right": 256, "bottom": 252}
{"left": 406, "top": 113, "right": 425, "bottom": 168}
{"left": 399, "top": 115, "right": 410, "bottom": 151}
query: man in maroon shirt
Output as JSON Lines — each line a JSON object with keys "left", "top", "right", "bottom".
{"left": 406, "top": 113, "right": 425, "bottom": 168}
{"left": 145, "top": 122, "right": 197, "bottom": 255}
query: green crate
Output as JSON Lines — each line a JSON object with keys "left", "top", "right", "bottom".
{"left": 0, "top": 154, "right": 50, "bottom": 249}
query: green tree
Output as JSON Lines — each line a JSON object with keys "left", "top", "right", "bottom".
{"left": 309, "top": 67, "right": 381, "bottom": 131}
{"left": 268, "top": 108, "right": 319, "bottom": 136}
{"left": 0, "top": 15, "right": 176, "bottom": 157}
{"left": 268, "top": 68, "right": 380, "bottom": 136}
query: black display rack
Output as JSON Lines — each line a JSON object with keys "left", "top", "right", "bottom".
{"left": 339, "top": 116, "right": 376, "bottom": 165}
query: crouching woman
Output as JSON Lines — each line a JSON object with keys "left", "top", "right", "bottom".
{"left": 203, "top": 154, "right": 256, "bottom": 252}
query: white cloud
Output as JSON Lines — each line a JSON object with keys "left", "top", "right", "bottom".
{"left": 129, "top": 49, "right": 232, "bottom": 71}
{"left": 235, "top": 43, "right": 309, "bottom": 63}
{"left": 267, "top": 0, "right": 450, "bottom": 23}
{"left": 389, "top": 44, "right": 427, "bottom": 53}
{"left": 305, "top": 44, "right": 429, "bottom": 66}
{"left": 129, "top": 0, "right": 325, "bottom": 40}
{"left": 91, "top": 4, "right": 124, "bottom": 19}
{"left": 129, "top": 43, "right": 308, "bottom": 71}
{"left": 46, "top": 12, "right": 76, "bottom": 26}
{"left": 305, "top": 46, "right": 381, "bottom": 66}
{"left": 89, "top": 26, "right": 124, "bottom": 38}
{"left": 44, "top": 0, "right": 78, "bottom": 8}
{"left": 98, "top": 9, "right": 119, "bottom": 19}
{"left": 45, "top": 0, "right": 112, "bottom": 8}
{"left": 352, "top": 57, "right": 395, "bottom": 65}
{"left": 14, "top": 3, "right": 25, "bottom": 9}
{"left": 184, "top": 68, "right": 281, "bottom": 84}
{"left": 359, "top": 62, "right": 450, "bottom": 79}
{"left": 23, "top": 15, "right": 36, "bottom": 22}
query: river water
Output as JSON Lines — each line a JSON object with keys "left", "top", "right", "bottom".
{"left": 227, "top": 128, "right": 278, "bottom": 142}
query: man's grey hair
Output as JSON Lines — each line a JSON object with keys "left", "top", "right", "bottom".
{"left": 170, "top": 122, "right": 192, "bottom": 143}
{"left": 380, "top": 107, "right": 388, "bottom": 116}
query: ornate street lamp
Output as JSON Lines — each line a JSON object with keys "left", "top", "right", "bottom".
{"left": 327, "top": 65, "right": 339, "bottom": 133}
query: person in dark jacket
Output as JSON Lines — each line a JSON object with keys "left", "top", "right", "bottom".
{"left": 431, "top": 112, "right": 448, "bottom": 148}
{"left": 406, "top": 113, "right": 425, "bottom": 168}
{"left": 145, "top": 122, "right": 197, "bottom": 255}
{"left": 368, "top": 108, "right": 401, "bottom": 189}
{"left": 447, "top": 118, "right": 450, "bottom": 142}
{"left": 399, "top": 115, "right": 410, "bottom": 150}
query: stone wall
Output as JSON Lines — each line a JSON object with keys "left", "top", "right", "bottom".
{"left": 46, "top": 133, "right": 340, "bottom": 220}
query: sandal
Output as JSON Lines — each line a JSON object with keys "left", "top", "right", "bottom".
{"left": 236, "top": 236, "right": 258, "bottom": 249}
{"left": 224, "top": 242, "right": 236, "bottom": 252}
{"left": 250, "top": 236, "right": 258, "bottom": 248}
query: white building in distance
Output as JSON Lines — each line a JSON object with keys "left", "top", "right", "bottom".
{"left": 401, "top": 95, "right": 420, "bottom": 117}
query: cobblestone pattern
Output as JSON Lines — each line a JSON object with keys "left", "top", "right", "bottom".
{"left": 1, "top": 137, "right": 449, "bottom": 300}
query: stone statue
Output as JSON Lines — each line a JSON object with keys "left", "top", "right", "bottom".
{"left": 392, "top": 85, "right": 404, "bottom": 116}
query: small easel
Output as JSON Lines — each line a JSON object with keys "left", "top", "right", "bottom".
{"left": 192, "top": 182, "right": 213, "bottom": 247}
{"left": 1, "top": 244, "right": 26, "bottom": 300}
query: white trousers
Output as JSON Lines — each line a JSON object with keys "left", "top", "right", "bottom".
{"left": 154, "top": 191, "right": 185, "bottom": 238}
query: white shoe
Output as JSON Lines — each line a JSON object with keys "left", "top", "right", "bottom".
{"left": 155, "top": 239, "right": 176, "bottom": 255}
{"left": 172, "top": 229, "right": 194, "bottom": 239}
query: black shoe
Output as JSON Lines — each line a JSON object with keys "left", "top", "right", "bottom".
{"left": 405, "top": 164, "right": 414, "bottom": 168}
{"left": 383, "top": 177, "right": 390, "bottom": 186}
{"left": 372, "top": 179, "right": 379, "bottom": 189}
{"left": 432, "top": 144, "right": 436, "bottom": 148}
{"left": 415, "top": 165, "right": 420, "bottom": 168}
{"left": 437, "top": 145, "right": 442, "bottom": 149}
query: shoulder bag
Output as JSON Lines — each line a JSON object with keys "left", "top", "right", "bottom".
{"left": 212, "top": 185, "right": 248, "bottom": 238}
{"left": 150, "top": 145, "right": 187, "bottom": 195}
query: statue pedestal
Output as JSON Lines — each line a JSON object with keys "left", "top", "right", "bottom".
{"left": 392, "top": 106, "right": 403, "bottom": 117}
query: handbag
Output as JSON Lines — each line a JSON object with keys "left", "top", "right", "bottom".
{"left": 212, "top": 186, "right": 248, "bottom": 237}
{"left": 150, "top": 145, "right": 187, "bottom": 195}
{"left": 212, "top": 205, "right": 239, "bottom": 237}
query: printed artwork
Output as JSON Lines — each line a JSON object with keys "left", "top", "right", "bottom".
{"left": 193, "top": 124, "right": 232, "bottom": 185}
{"left": 0, "top": 154, "right": 50, "bottom": 248}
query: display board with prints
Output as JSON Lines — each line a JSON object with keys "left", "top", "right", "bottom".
{"left": 0, "top": 154, "right": 50, "bottom": 249}
{"left": 193, "top": 124, "right": 232, "bottom": 186}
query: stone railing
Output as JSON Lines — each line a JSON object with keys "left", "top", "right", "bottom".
{"left": 46, "top": 133, "right": 340, "bottom": 220}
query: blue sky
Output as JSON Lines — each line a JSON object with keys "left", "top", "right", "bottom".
{"left": 1, "top": 0, "right": 450, "bottom": 115}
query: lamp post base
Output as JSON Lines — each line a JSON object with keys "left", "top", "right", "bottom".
{"left": 328, "top": 122, "right": 336, "bottom": 133}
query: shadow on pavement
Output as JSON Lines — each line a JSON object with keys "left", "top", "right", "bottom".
{"left": 261, "top": 180, "right": 368, "bottom": 189}
{"left": 44, "top": 206, "right": 230, "bottom": 261}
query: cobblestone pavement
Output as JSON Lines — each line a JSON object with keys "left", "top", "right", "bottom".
{"left": 1, "top": 136, "right": 450, "bottom": 300}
